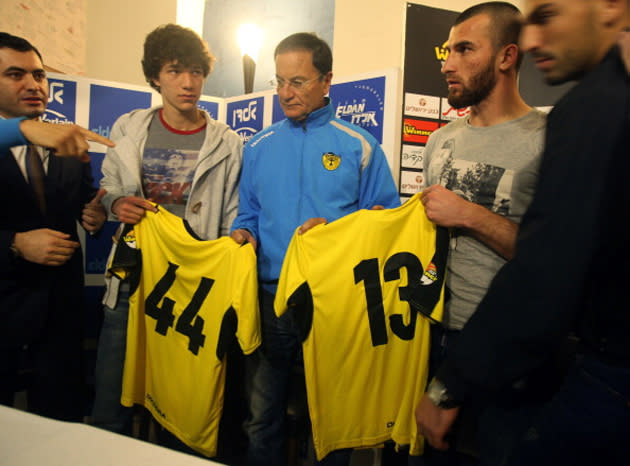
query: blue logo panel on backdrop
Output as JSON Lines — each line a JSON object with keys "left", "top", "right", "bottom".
{"left": 272, "top": 94, "right": 284, "bottom": 124}
{"left": 43, "top": 78, "right": 77, "bottom": 124}
{"left": 85, "top": 222, "right": 119, "bottom": 274}
{"left": 89, "top": 152, "right": 105, "bottom": 187}
{"left": 86, "top": 85, "right": 151, "bottom": 275}
{"left": 89, "top": 84, "right": 152, "bottom": 142}
{"left": 197, "top": 100, "right": 219, "bottom": 120}
{"left": 84, "top": 151, "right": 116, "bottom": 274}
{"left": 329, "top": 77, "right": 385, "bottom": 143}
{"left": 227, "top": 97, "right": 264, "bottom": 144}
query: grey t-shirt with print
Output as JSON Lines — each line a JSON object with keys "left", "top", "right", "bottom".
{"left": 423, "top": 109, "right": 546, "bottom": 330}
{"left": 143, "top": 111, "right": 206, "bottom": 218}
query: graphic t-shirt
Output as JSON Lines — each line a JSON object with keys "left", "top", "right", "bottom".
{"left": 110, "top": 206, "right": 260, "bottom": 457}
{"left": 423, "top": 109, "right": 546, "bottom": 329}
{"left": 142, "top": 110, "right": 206, "bottom": 217}
{"left": 274, "top": 193, "right": 448, "bottom": 459}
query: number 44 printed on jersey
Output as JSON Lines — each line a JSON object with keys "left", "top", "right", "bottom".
{"left": 108, "top": 206, "right": 260, "bottom": 458}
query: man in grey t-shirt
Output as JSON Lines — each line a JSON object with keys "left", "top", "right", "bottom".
{"left": 414, "top": 3, "right": 545, "bottom": 465}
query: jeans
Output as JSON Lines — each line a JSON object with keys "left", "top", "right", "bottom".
{"left": 245, "top": 289, "right": 352, "bottom": 466}
{"left": 245, "top": 288, "right": 301, "bottom": 465}
{"left": 505, "top": 354, "right": 630, "bottom": 466}
{"left": 91, "top": 284, "right": 133, "bottom": 434}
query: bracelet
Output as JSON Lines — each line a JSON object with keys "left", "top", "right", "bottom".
{"left": 9, "top": 235, "right": 22, "bottom": 258}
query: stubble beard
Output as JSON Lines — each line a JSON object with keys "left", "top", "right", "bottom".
{"left": 447, "top": 59, "right": 497, "bottom": 109}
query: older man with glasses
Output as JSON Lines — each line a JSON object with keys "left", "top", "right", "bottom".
{"left": 231, "top": 32, "right": 400, "bottom": 466}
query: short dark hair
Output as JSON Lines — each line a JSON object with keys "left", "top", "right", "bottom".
{"left": 455, "top": 2, "right": 524, "bottom": 70}
{"left": 274, "top": 32, "right": 332, "bottom": 75}
{"left": 0, "top": 32, "right": 43, "bottom": 63}
{"left": 142, "top": 24, "right": 215, "bottom": 91}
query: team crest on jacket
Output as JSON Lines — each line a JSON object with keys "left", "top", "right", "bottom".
{"left": 322, "top": 152, "right": 341, "bottom": 171}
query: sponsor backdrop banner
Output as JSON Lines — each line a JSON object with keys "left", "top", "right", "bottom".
{"left": 197, "top": 99, "right": 220, "bottom": 120}
{"left": 401, "top": 4, "right": 569, "bottom": 199}
{"left": 227, "top": 97, "right": 265, "bottom": 145}
{"left": 44, "top": 78, "right": 77, "bottom": 124}
{"left": 85, "top": 85, "right": 153, "bottom": 276}
{"left": 329, "top": 76, "right": 385, "bottom": 143}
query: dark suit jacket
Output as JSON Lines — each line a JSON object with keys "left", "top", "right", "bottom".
{"left": 0, "top": 147, "right": 97, "bottom": 348}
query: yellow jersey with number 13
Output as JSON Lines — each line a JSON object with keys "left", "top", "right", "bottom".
{"left": 275, "top": 193, "right": 447, "bottom": 459}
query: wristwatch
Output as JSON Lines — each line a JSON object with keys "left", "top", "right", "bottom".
{"left": 426, "top": 377, "right": 461, "bottom": 409}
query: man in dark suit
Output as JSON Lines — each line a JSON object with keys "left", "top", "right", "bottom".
{"left": 0, "top": 32, "right": 106, "bottom": 421}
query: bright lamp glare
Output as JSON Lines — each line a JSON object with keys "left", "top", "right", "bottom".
{"left": 176, "top": 0, "right": 204, "bottom": 36}
{"left": 237, "top": 23, "right": 263, "bottom": 62}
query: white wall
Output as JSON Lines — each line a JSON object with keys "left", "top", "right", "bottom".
{"left": 85, "top": 0, "right": 177, "bottom": 86}
{"left": 0, "top": 0, "right": 88, "bottom": 75}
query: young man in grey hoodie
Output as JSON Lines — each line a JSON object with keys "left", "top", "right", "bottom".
{"left": 92, "top": 24, "right": 242, "bottom": 436}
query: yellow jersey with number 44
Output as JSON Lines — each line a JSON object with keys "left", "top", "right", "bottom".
{"left": 274, "top": 193, "right": 447, "bottom": 460}
{"left": 111, "top": 206, "right": 260, "bottom": 457}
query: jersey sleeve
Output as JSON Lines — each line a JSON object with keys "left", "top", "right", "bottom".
{"left": 410, "top": 225, "right": 449, "bottom": 324}
{"left": 274, "top": 227, "right": 308, "bottom": 318}
{"left": 233, "top": 242, "right": 261, "bottom": 355}
{"left": 274, "top": 229, "right": 316, "bottom": 343}
{"left": 108, "top": 223, "right": 139, "bottom": 284}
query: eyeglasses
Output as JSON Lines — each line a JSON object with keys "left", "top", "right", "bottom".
{"left": 270, "top": 74, "right": 323, "bottom": 91}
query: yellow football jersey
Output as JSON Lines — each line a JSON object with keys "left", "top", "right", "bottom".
{"left": 111, "top": 206, "right": 260, "bottom": 457}
{"left": 274, "top": 193, "right": 447, "bottom": 459}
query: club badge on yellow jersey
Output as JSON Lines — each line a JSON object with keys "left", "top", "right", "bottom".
{"left": 121, "top": 229, "right": 137, "bottom": 249}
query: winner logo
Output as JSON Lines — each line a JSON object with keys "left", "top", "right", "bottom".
{"left": 434, "top": 40, "right": 449, "bottom": 64}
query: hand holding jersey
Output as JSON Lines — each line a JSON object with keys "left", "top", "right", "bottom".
{"left": 230, "top": 228, "right": 257, "bottom": 251}
{"left": 297, "top": 206, "right": 384, "bottom": 235}
{"left": 112, "top": 195, "right": 158, "bottom": 224}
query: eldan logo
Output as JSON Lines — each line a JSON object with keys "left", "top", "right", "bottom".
{"left": 335, "top": 99, "right": 378, "bottom": 127}
{"left": 43, "top": 78, "right": 76, "bottom": 124}
{"left": 330, "top": 76, "right": 386, "bottom": 143}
